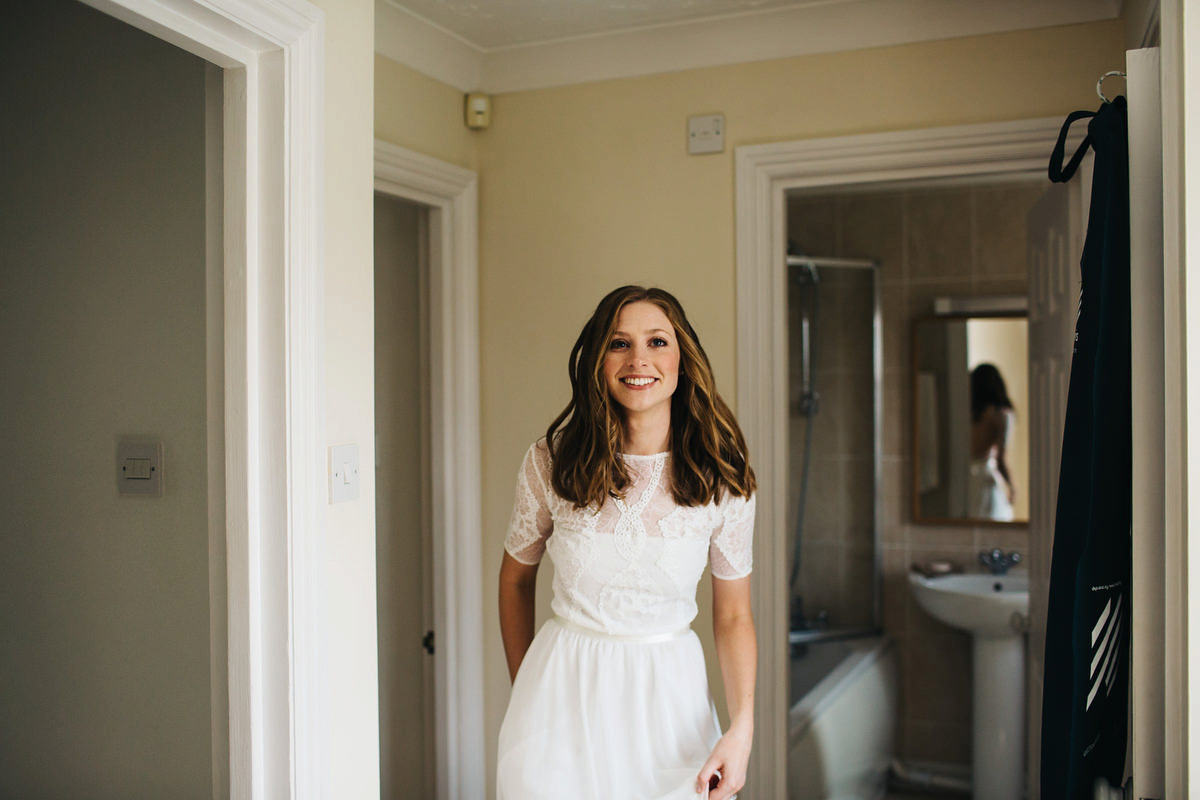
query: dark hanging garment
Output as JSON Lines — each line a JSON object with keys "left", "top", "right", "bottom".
{"left": 1040, "top": 96, "right": 1131, "bottom": 798}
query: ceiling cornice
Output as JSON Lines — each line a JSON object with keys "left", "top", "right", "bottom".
{"left": 376, "top": 0, "right": 483, "bottom": 91}
{"left": 376, "top": 0, "right": 1121, "bottom": 95}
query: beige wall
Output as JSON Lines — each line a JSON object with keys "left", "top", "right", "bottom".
{"left": 0, "top": 1, "right": 213, "bottom": 795}
{"left": 376, "top": 55, "right": 478, "bottom": 171}
{"left": 315, "top": 0, "right": 381, "bottom": 794}
{"left": 371, "top": 17, "right": 1125, "bottom": 792}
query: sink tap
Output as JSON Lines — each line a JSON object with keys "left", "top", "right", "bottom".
{"left": 979, "top": 549, "right": 1021, "bottom": 575}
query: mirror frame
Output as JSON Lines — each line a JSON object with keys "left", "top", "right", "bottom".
{"left": 909, "top": 311, "right": 1029, "bottom": 527}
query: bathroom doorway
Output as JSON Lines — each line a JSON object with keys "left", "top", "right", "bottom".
{"left": 783, "top": 174, "right": 1049, "bottom": 797}
{"left": 734, "top": 117, "right": 1082, "bottom": 797}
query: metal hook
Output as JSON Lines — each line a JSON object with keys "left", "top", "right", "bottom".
{"left": 1096, "top": 70, "right": 1126, "bottom": 104}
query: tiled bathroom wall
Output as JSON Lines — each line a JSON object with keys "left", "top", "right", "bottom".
{"left": 786, "top": 178, "right": 1046, "bottom": 766}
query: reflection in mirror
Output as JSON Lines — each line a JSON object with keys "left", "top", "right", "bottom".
{"left": 912, "top": 314, "right": 1029, "bottom": 524}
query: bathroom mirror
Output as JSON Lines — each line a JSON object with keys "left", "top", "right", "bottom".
{"left": 911, "top": 314, "right": 1029, "bottom": 525}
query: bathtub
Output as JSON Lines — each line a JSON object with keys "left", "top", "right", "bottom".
{"left": 787, "top": 636, "right": 898, "bottom": 800}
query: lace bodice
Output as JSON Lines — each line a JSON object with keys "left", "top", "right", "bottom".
{"left": 504, "top": 440, "right": 755, "bottom": 636}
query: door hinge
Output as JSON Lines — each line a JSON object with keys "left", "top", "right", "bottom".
{"left": 422, "top": 630, "right": 435, "bottom": 655}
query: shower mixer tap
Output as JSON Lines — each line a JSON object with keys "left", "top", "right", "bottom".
{"left": 979, "top": 549, "right": 1021, "bottom": 575}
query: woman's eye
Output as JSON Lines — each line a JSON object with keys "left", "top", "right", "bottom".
{"left": 609, "top": 339, "right": 629, "bottom": 350}
{"left": 650, "top": 337, "right": 669, "bottom": 347}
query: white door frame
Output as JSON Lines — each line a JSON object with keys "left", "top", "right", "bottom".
{"left": 374, "top": 140, "right": 486, "bottom": 799}
{"left": 80, "top": 0, "right": 326, "bottom": 797}
{"left": 1161, "top": 0, "right": 1196, "bottom": 790}
{"left": 734, "top": 117, "right": 1085, "bottom": 797}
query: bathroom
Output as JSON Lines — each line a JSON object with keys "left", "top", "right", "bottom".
{"left": 781, "top": 177, "right": 1048, "bottom": 797}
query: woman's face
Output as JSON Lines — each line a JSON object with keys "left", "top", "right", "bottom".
{"left": 602, "top": 300, "right": 681, "bottom": 419}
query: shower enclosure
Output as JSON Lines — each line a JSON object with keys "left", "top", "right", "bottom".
{"left": 786, "top": 255, "right": 882, "bottom": 643}
{"left": 784, "top": 254, "right": 893, "bottom": 799}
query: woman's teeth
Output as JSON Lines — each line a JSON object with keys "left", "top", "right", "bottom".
{"left": 622, "top": 377, "right": 656, "bottom": 386}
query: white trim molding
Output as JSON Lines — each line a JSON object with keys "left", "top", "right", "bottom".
{"left": 734, "top": 117, "right": 1076, "bottom": 798}
{"left": 376, "top": 0, "right": 483, "bottom": 92}
{"left": 374, "top": 140, "right": 486, "bottom": 799}
{"left": 80, "top": 1, "right": 326, "bottom": 797}
{"left": 375, "top": 0, "right": 1118, "bottom": 94}
{"left": 1162, "top": 0, "right": 1197, "bottom": 790}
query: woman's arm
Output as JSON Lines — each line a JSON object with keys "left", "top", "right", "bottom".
{"left": 498, "top": 551, "right": 540, "bottom": 682}
{"left": 696, "top": 574, "right": 756, "bottom": 799}
{"left": 992, "top": 407, "right": 1016, "bottom": 501}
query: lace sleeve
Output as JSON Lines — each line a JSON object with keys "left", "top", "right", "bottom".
{"left": 710, "top": 491, "right": 756, "bottom": 580}
{"left": 503, "top": 440, "right": 554, "bottom": 565}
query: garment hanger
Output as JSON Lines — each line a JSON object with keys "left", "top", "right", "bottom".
{"left": 1096, "top": 71, "right": 1126, "bottom": 104}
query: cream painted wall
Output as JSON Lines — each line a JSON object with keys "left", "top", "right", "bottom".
{"left": 471, "top": 19, "right": 1125, "bottom": 792}
{"left": 376, "top": 54, "right": 478, "bottom": 171}
{"left": 0, "top": 1, "right": 212, "bottom": 795}
{"left": 313, "top": 0, "right": 382, "bottom": 795}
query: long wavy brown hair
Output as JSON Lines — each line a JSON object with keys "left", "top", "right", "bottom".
{"left": 546, "top": 285, "right": 756, "bottom": 508}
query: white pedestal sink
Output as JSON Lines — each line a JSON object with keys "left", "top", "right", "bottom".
{"left": 908, "top": 572, "right": 1029, "bottom": 800}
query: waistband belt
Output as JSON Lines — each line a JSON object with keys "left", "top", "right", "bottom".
{"left": 552, "top": 615, "right": 691, "bottom": 643}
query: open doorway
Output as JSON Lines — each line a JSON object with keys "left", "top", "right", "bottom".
{"left": 374, "top": 192, "right": 436, "bottom": 798}
{"left": 2, "top": 0, "right": 325, "bottom": 795}
{"left": 0, "top": 1, "right": 224, "bottom": 795}
{"left": 734, "top": 117, "right": 1085, "bottom": 796}
{"left": 373, "top": 140, "right": 485, "bottom": 797}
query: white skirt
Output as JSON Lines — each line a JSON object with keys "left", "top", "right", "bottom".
{"left": 497, "top": 617, "right": 721, "bottom": 799}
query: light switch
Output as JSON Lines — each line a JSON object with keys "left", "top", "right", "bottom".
{"left": 126, "top": 458, "right": 152, "bottom": 479}
{"left": 687, "top": 113, "right": 724, "bottom": 155}
{"left": 329, "top": 444, "right": 360, "bottom": 503}
{"left": 117, "top": 437, "right": 163, "bottom": 496}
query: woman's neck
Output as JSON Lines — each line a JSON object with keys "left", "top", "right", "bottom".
{"left": 620, "top": 408, "right": 671, "bottom": 455}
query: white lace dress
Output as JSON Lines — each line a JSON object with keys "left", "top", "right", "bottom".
{"left": 497, "top": 440, "right": 755, "bottom": 800}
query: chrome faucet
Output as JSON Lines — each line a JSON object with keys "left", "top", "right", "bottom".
{"left": 979, "top": 549, "right": 1021, "bottom": 575}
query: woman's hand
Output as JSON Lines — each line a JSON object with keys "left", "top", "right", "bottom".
{"left": 696, "top": 724, "right": 752, "bottom": 799}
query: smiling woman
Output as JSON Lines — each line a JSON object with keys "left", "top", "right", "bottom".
{"left": 603, "top": 301, "right": 681, "bottom": 440}
{"left": 496, "top": 285, "right": 758, "bottom": 800}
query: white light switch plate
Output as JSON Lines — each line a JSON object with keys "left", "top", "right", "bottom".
{"left": 117, "top": 437, "right": 163, "bottom": 497}
{"left": 687, "top": 113, "right": 724, "bottom": 154}
{"left": 329, "top": 443, "right": 360, "bottom": 503}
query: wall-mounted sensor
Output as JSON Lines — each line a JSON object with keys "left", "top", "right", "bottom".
{"left": 465, "top": 92, "right": 491, "bottom": 130}
{"left": 117, "top": 437, "right": 163, "bottom": 497}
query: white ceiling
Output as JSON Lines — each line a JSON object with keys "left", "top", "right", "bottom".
{"left": 382, "top": 0, "right": 845, "bottom": 50}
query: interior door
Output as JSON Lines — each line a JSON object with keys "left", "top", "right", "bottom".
{"left": 1025, "top": 161, "right": 1088, "bottom": 800}
{"left": 1127, "top": 45, "right": 1165, "bottom": 800}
